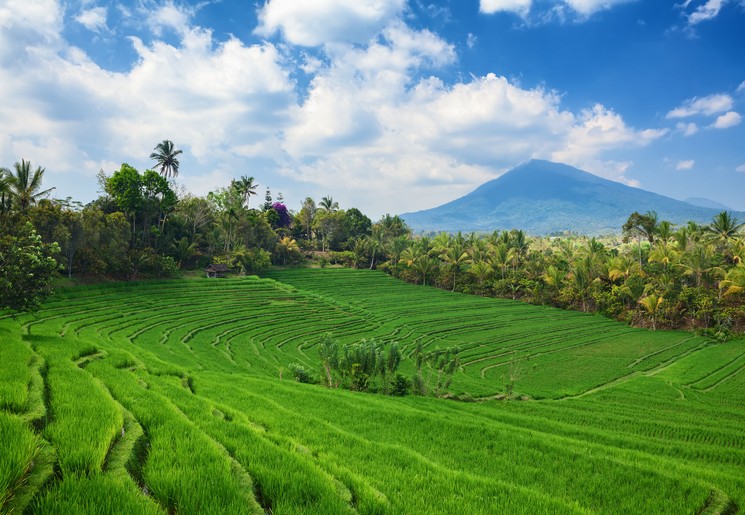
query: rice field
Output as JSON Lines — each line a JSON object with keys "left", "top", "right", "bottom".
{"left": 1, "top": 268, "right": 743, "bottom": 513}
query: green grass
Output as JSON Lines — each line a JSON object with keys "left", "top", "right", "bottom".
{"left": 1, "top": 268, "right": 743, "bottom": 513}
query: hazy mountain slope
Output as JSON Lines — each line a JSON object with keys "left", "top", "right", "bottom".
{"left": 400, "top": 160, "right": 738, "bottom": 234}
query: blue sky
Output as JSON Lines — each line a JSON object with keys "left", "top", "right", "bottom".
{"left": 1, "top": 0, "right": 744, "bottom": 218}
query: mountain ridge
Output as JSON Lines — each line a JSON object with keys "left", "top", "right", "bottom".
{"left": 400, "top": 160, "right": 743, "bottom": 234}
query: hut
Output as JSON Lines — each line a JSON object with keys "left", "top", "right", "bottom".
{"left": 205, "top": 264, "right": 229, "bottom": 278}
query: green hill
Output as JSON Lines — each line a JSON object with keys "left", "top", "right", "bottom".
{"left": 1, "top": 269, "right": 744, "bottom": 513}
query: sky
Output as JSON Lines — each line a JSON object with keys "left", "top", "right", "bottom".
{"left": 1, "top": 0, "right": 744, "bottom": 218}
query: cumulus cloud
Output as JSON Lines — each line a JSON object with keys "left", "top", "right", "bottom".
{"left": 480, "top": 0, "right": 532, "bottom": 16}
{"left": 563, "top": 0, "right": 635, "bottom": 16}
{"left": 549, "top": 104, "right": 666, "bottom": 184}
{"left": 711, "top": 111, "right": 742, "bottom": 129}
{"left": 255, "top": 0, "right": 406, "bottom": 46}
{"left": 666, "top": 93, "right": 733, "bottom": 118}
{"left": 685, "top": 0, "right": 727, "bottom": 25}
{"left": 676, "top": 159, "right": 695, "bottom": 170}
{"left": 0, "top": 0, "right": 670, "bottom": 215}
{"left": 676, "top": 122, "right": 699, "bottom": 136}
{"left": 143, "top": 1, "right": 194, "bottom": 37}
{"left": 479, "top": 0, "right": 635, "bottom": 18}
{"left": 75, "top": 7, "right": 108, "bottom": 33}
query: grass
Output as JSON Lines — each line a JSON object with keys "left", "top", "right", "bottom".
{"left": 0, "top": 268, "right": 743, "bottom": 513}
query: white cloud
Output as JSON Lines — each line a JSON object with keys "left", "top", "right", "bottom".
{"left": 736, "top": 164, "right": 745, "bottom": 172}
{"left": 676, "top": 159, "right": 695, "bottom": 170}
{"left": 143, "top": 1, "right": 194, "bottom": 37}
{"left": 75, "top": 7, "right": 108, "bottom": 33}
{"left": 686, "top": 0, "right": 727, "bottom": 25}
{"left": 711, "top": 111, "right": 742, "bottom": 129}
{"left": 479, "top": 0, "right": 634, "bottom": 17}
{"left": 255, "top": 0, "right": 406, "bottom": 46}
{"left": 551, "top": 105, "right": 666, "bottom": 162}
{"left": 737, "top": 81, "right": 745, "bottom": 94}
{"left": 467, "top": 33, "right": 478, "bottom": 49}
{"left": 666, "top": 93, "right": 733, "bottom": 118}
{"left": 0, "top": 0, "right": 672, "bottom": 216}
{"left": 563, "top": 0, "right": 635, "bottom": 16}
{"left": 676, "top": 122, "right": 699, "bottom": 136}
{"left": 480, "top": 0, "right": 532, "bottom": 16}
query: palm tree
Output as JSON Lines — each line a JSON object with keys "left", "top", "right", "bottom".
{"left": 639, "top": 294, "right": 664, "bottom": 330}
{"left": 720, "top": 264, "right": 745, "bottom": 297}
{"left": 468, "top": 259, "right": 492, "bottom": 295}
{"left": 7, "top": 160, "right": 55, "bottom": 210}
{"left": 0, "top": 168, "right": 11, "bottom": 216}
{"left": 438, "top": 233, "right": 470, "bottom": 292}
{"left": 232, "top": 176, "right": 258, "bottom": 209}
{"left": 275, "top": 236, "right": 300, "bottom": 265}
{"left": 705, "top": 211, "right": 744, "bottom": 252}
{"left": 319, "top": 196, "right": 339, "bottom": 213}
{"left": 150, "top": 140, "right": 183, "bottom": 179}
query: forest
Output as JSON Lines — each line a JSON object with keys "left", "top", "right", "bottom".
{"left": 1, "top": 141, "right": 744, "bottom": 337}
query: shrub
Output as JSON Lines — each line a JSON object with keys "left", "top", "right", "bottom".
{"left": 288, "top": 363, "right": 316, "bottom": 384}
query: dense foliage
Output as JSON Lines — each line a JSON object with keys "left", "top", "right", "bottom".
{"left": 1, "top": 147, "right": 743, "bottom": 333}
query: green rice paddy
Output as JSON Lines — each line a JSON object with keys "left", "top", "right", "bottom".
{"left": 1, "top": 268, "right": 743, "bottom": 513}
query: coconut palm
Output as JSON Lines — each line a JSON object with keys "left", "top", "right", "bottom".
{"left": 720, "top": 264, "right": 745, "bottom": 297}
{"left": 0, "top": 168, "right": 11, "bottom": 216}
{"left": 438, "top": 233, "right": 470, "bottom": 291}
{"left": 150, "top": 140, "right": 183, "bottom": 179}
{"left": 7, "top": 160, "right": 55, "bottom": 210}
{"left": 639, "top": 294, "right": 664, "bottom": 330}
{"left": 232, "top": 176, "right": 258, "bottom": 209}
{"left": 319, "top": 196, "right": 339, "bottom": 213}
{"left": 705, "top": 211, "right": 744, "bottom": 252}
{"left": 468, "top": 259, "right": 492, "bottom": 295}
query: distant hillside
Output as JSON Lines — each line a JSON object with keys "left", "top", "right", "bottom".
{"left": 400, "top": 160, "right": 741, "bottom": 234}
{"left": 684, "top": 197, "right": 732, "bottom": 210}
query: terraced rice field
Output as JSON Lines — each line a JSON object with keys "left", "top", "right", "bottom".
{"left": 1, "top": 268, "right": 744, "bottom": 513}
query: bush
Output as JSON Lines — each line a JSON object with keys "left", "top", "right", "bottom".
{"left": 390, "top": 374, "right": 410, "bottom": 396}
{"left": 288, "top": 363, "right": 316, "bottom": 384}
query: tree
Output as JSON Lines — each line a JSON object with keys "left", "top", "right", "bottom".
{"left": 0, "top": 222, "right": 59, "bottom": 313}
{"left": 0, "top": 169, "right": 11, "bottom": 218}
{"left": 150, "top": 140, "right": 183, "bottom": 179}
{"left": 623, "top": 211, "right": 657, "bottom": 264}
{"left": 720, "top": 264, "right": 745, "bottom": 297}
{"left": 639, "top": 294, "right": 664, "bottom": 330}
{"left": 438, "top": 233, "right": 470, "bottom": 291}
{"left": 232, "top": 176, "right": 258, "bottom": 209}
{"left": 298, "top": 197, "right": 317, "bottom": 241}
{"left": 6, "top": 160, "right": 55, "bottom": 211}
{"left": 705, "top": 211, "right": 744, "bottom": 251}
{"left": 318, "top": 333, "right": 339, "bottom": 387}
{"left": 319, "top": 196, "right": 339, "bottom": 213}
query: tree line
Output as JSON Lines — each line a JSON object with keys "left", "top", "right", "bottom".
{"left": 1, "top": 143, "right": 743, "bottom": 341}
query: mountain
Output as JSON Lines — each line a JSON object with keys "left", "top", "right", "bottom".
{"left": 400, "top": 160, "right": 741, "bottom": 235}
{"left": 684, "top": 197, "right": 732, "bottom": 210}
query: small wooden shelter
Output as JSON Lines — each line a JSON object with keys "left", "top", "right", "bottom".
{"left": 205, "top": 264, "right": 229, "bottom": 278}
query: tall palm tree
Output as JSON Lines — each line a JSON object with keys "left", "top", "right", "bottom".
{"left": 150, "top": 140, "right": 183, "bottom": 179}
{"left": 232, "top": 175, "right": 258, "bottom": 209}
{"left": 705, "top": 211, "right": 744, "bottom": 251}
{"left": 0, "top": 168, "right": 11, "bottom": 216}
{"left": 319, "top": 196, "right": 339, "bottom": 213}
{"left": 438, "top": 233, "right": 470, "bottom": 292}
{"left": 7, "top": 160, "right": 55, "bottom": 210}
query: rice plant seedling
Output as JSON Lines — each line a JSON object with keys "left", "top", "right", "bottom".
{"left": 0, "top": 269, "right": 743, "bottom": 512}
